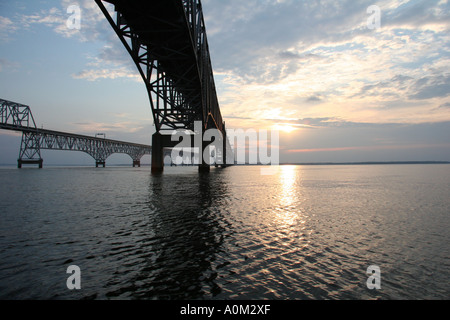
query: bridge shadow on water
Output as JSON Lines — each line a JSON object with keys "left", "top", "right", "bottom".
{"left": 106, "top": 169, "right": 232, "bottom": 300}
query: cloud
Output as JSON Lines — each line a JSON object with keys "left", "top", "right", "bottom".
{"left": 203, "top": 0, "right": 375, "bottom": 82}
{"left": 202, "top": 0, "right": 450, "bottom": 118}
{"left": 349, "top": 68, "right": 450, "bottom": 108}
{"left": 0, "top": 58, "right": 20, "bottom": 72}
{"left": 10, "top": 1, "right": 138, "bottom": 82}
{"left": 382, "top": 0, "right": 450, "bottom": 31}
{"left": 0, "top": 16, "right": 17, "bottom": 41}
{"left": 437, "top": 102, "right": 450, "bottom": 109}
{"left": 305, "top": 95, "right": 325, "bottom": 103}
{"left": 70, "top": 119, "right": 155, "bottom": 145}
{"left": 279, "top": 51, "right": 324, "bottom": 61}
{"left": 19, "top": 8, "right": 74, "bottom": 37}
{"left": 7, "top": 0, "right": 449, "bottom": 128}
{"left": 18, "top": 1, "right": 115, "bottom": 41}
{"left": 258, "top": 116, "right": 403, "bottom": 130}
{"left": 72, "top": 45, "right": 139, "bottom": 82}
{"left": 197, "top": 3, "right": 450, "bottom": 137}
{"left": 72, "top": 67, "right": 140, "bottom": 82}
{"left": 352, "top": 74, "right": 415, "bottom": 99}
{"left": 73, "top": 120, "right": 142, "bottom": 132}
{"left": 287, "top": 143, "right": 450, "bottom": 154}
{"left": 409, "top": 74, "right": 450, "bottom": 100}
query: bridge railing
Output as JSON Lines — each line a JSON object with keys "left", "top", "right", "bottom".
{"left": 181, "top": 0, "right": 223, "bottom": 133}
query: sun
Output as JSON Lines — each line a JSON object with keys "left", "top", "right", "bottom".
{"left": 273, "top": 123, "right": 298, "bottom": 133}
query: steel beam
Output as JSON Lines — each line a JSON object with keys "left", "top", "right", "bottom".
{"left": 96, "top": 0, "right": 233, "bottom": 172}
{"left": 1, "top": 98, "right": 153, "bottom": 168}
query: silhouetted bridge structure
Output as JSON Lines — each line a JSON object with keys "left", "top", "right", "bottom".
{"left": 0, "top": 0, "right": 232, "bottom": 171}
{"left": 0, "top": 98, "right": 152, "bottom": 168}
{"left": 96, "top": 0, "right": 233, "bottom": 173}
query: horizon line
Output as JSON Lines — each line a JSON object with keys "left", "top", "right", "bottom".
{"left": 1, "top": 160, "right": 449, "bottom": 168}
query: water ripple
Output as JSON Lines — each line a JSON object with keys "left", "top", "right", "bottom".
{"left": 0, "top": 165, "right": 449, "bottom": 299}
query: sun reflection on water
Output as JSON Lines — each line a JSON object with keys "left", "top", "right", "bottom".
{"left": 279, "top": 165, "right": 297, "bottom": 206}
{"left": 273, "top": 165, "right": 303, "bottom": 227}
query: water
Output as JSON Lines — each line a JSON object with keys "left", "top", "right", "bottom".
{"left": 0, "top": 164, "right": 449, "bottom": 300}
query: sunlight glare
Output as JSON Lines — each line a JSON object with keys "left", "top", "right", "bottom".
{"left": 273, "top": 123, "right": 298, "bottom": 134}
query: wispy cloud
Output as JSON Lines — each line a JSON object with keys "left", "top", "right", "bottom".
{"left": 0, "top": 16, "right": 17, "bottom": 41}
{"left": 0, "top": 58, "right": 20, "bottom": 72}
{"left": 71, "top": 67, "right": 140, "bottom": 81}
{"left": 8, "top": 0, "right": 138, "bottom": 82}
{"left": 409, "top": 74, "right": 450, "bottom": 100}
{"left": 72, "top": 43, "right": 140, "bottom": 81}
{"left": 287, "top": 143, "right": 450, "bottom": 154}
{"left": 203, "top": 0, "right": 450, "bottom": 128}
{"left": 437, "top": 102, "right": 450, "bottom": 109}
{"left": 70, "top": 119, "right": 155, "bottom": 144}
{"left": 17, "top": 1, "right": 114, "bottom": 41}
{"left": 73, "top": 120, "right": 144, "bottom": 133}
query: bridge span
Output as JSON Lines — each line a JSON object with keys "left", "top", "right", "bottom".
{"left": 1, "top": 98, "right": 152, "bottom": 168}
{"left": 1, "top": 0, "right": 232, "bottom": 171}
{"left": 96, "top": 0, "right": 233, "bottom": 173}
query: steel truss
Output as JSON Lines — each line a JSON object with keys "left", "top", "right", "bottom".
{"left": 0, "top": 98, "right": 37, "bottom": 130}
{"left": 1, "top": 98, "right": 152, "bottom": 168}
{"left": 34, "top": 129, "right": 152, "bottom": 167}
{"left": 17, "top": 128, "right": 152, "bottom": 168}
{"left": 96, "top": 0, "right": 233, "bottom": 171}
{"left": 96, "top": 0, "right": 224, "bottom": 134}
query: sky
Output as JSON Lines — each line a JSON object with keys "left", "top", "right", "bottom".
{"left": 0, "top": 0, "right": 449, "bottom": 165}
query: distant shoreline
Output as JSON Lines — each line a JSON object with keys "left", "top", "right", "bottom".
{"left": 0, "top": 161, "right": 449, "bottom": 168}
{"left": 237, "top": 161, "right": 450, "bottom": 166}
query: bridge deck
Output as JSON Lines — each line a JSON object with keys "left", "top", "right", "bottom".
{"left": 109, "top": 0, "right": 201, "bottom": 112}
{"left": 1, "top": 98, "right": 153, "bottom": 168}
{"left": 112, "top": 0, "right": 198, "bottom": 74}
{"left": 99, "top": 0, "right": 224, "bottom": 134}
{"left": 0, "top": 124, "right": 152, "bottom": 149}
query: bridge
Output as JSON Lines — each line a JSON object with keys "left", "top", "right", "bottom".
{"left": 0, "top": 98, "right": 152, "bottom": 168}
{"left": 96, "top": 0, "right": 233, "bottom": 173}
{"left": 0, "top": 0, "right": 232, "bottom": 171}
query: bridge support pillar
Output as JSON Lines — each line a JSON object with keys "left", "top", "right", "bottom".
{"left": 199, "top": 124, "right": 210, "bottom": 173}
{"left": 151, "top": 132, "right": 164, "bottom": 174}
{"left": 222, "top": 122, "right": 227, "bottom": 168}
{"left": 18, "top": 159, "right": 43, "bottom": 169}
{"left": 133, "top": 160, "right": 141, "bottom": 168}
{"left": 96, "top": 161, "right": 106, "bottom": 168}
{"left": 199, "top": 163, "right": 210, "bottom": 173}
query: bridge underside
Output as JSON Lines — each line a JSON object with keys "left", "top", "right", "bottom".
{"left": 96, "top": 0, "right": 232, "bottom": 173}
{"left": 1, "top": 97, "right": 155, "bottom": 168}
{"left": 16, "top": 128, "right": 153, "bottom": 168}
{"left": 1, "top": 98, "right": 217, "bottom": 169}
